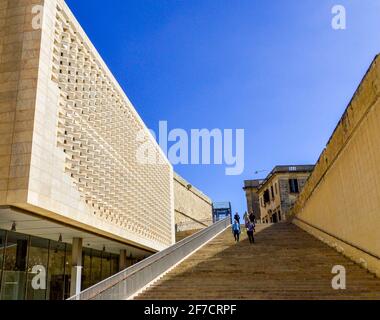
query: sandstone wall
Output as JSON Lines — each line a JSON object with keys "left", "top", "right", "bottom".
{"left": 0, "top": 0, "right": 175, "bottom": 252}
{"left": 0, "top": 0, "right": 43, "bottom": 206}
{"left": 174, "top": 173, "right": 213, "bottom": 232}
{"left": 291, "top": 55, "right": 380, "bottom": 276}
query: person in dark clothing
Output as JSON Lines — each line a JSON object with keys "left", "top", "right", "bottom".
{"left": 246, "top": 220, "right": 255, "bottom": 244}
{"left": 234, "top": 212, "right": 240, "bottom": 224}
{"left": 249, "top": 212, "right": 256, "bottom": 224}
{"left": 232, "top": 220, "right": 241, "bottom": 242}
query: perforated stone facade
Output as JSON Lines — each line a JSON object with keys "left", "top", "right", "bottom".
{"left": 0, "top": 0, "right": 175, "bottom": 252}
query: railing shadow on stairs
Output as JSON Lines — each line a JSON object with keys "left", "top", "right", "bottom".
{"left": 67, "top": 217, "right": 231, "bottom": 300}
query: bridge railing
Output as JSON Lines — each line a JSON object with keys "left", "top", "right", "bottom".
{"left": 67, "top": 217, "right": 231, "bottom": 300}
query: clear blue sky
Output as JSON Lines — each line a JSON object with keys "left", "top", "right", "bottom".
{"left": 66, "top": 0, "right": 380, "bottom": 216}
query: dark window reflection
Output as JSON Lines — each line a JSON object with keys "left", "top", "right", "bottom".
{"left": 110, "top": 254, "right": 119, "bottom": 275}
{"left": 0, "top": 230, "right": 5, "bottom": 294}
{"left": 26, "top": 237, "right": 49, "bottom": 300}
{"left": 81, "top": 248, "right": 92, "bottom": 290}
{"left": 91, "top": 250, "right": 102, "bottom": 286}
{"left": 64, "top": 244, "right": 72, "bottom": 300}
{"left": 1, "top": 232, "right": 28, "bottom": 300}
{"left": 0, "top": 229, "right": 121, "bottom": 300}
{"left": 101, "top": 252, "right": 111, "bottom": 280}
{"left": 48, "top": 241, "right": 66, "bottom": 300}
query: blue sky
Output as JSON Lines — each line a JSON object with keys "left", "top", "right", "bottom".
{"left": 66, "top": 0, "right": 380, "bottom": 216}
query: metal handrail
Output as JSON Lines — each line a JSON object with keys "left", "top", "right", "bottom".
{"left": 67, "top": 217, "right": 231, "bottom": 300}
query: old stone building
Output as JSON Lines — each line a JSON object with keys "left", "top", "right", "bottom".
{"left": 243, "top": 179, "right": 263, "bottom": 220}
{"left": 256, "top": 165, "right": 314, "bottom": 223}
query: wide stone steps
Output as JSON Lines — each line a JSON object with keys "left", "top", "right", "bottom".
{"left": 136, "top": 223, "right": 380, "bottom": 300}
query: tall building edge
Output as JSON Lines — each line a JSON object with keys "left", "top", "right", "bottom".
{"left": 1, "top": 0, "right": 174, "bottom": 253}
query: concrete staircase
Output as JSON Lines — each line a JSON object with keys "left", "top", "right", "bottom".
{"left": 136, "top": 223, "right": 380, "bottom": 300}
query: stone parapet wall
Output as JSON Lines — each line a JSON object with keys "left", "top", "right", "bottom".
{"left": 174, "top": 173, "right": 213, "bottom": 232}
{"left": 291, "top": 55, "right": 380, "bottom": 276}
{"left": 293, "top": 55, "right": 380, "bottom": 212}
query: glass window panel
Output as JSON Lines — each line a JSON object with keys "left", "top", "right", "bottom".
{"left": 47, "top": 241, "right": 66, "bottom": 300}
{"left": 0, "top": 230, "right": 6, "bottom": 295}
{"left": 110, "top": 254, "right": 119, "bottom": 276}
{"left": 81, "top": 248, "right": 92, "bottom": 290}
{"left": 63, "top": 244, "right": 72, "bottom": 300}
{"left": 1, "top": 232, "right": 28, "bottom": 300}
{"left": 91, "top": 250, "right": 102, "bottom": 286}
{"left": 101, "top": 252, "right": 111, "bottom": 280}
{"left": 26, "top": 237, "right": 49, "bottom": 300}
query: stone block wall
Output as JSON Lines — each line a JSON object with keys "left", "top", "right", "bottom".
{"left": 174, "top": 173, "right": 213, "bottom": 232}
{"left": 0, "top": 0, "right": 175, "bottom": 252}
{"left": 291, "top": 54, "right": 380, "bottom": 276}
{"left": 0, "top": 0, "right": 43, "bottom": 206}
{"left": 279, "top": 177, "right": 309, "bottom": 215}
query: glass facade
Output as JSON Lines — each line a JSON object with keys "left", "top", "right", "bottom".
{"left": 0, "top": 230, "right": 5, "bottom": 296}
{"left": 81, "top": 247, "right": 120, "bottom": 291}
{"left": 1, "top": 232, "right": 28, "bottom": 300}
{"left": 0, "top": 229, "right": 120, "bottom": 300}
{"left": 26, "top": 237, "right": 49, "bottom": 300}
{"left": 48, "top": 241, "right": 69, "bottom": 300}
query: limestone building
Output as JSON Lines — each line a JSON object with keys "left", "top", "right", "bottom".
{"left": 256, "top": 165, "right": 314, "bottom": 223}
{"left": 173, "top": 173, "right": 213, "bottom": 232}
{"left": 0, "top": 0, "right": 212, "bottom": 300}
{"left": 243, "top": 179, "right": 263, "bottom": 220}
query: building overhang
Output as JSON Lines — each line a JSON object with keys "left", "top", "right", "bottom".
{"left": 0, "top": 206, "right": 153, "bottom": 257}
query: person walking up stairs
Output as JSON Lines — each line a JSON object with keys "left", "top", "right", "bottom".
{"left": 245, "top": 220, "right": 255, "bottom": 244}
{"left": 232, "top": 219, "right": 241, "bottom": 242}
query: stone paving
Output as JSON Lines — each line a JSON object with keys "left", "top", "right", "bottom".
{"left": 137, "top": 223, "right": 380, "bottom": 300}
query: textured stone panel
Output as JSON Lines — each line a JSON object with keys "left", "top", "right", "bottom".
{"left": 292, "top": 55, "right": 380, "bottom": 275}
{"left": 174, "top": 173, "right": 212, "bottom": 231}
{"left": 0, "top": 0, "right": 175, "bottom": 251}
